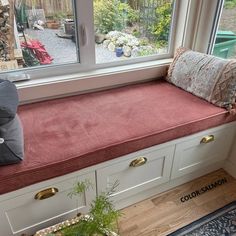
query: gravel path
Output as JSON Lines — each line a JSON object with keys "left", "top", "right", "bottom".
{"left": 25, "top": 28, "right": 123, "bottom": 65}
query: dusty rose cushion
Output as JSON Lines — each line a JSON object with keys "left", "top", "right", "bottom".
{"left": 0, "top": 80, "right": 235, "bottom": 194}
{"left": 166, "top": 47, "right": 236, "bottom": 112}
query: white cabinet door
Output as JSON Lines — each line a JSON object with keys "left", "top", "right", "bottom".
{"left": 97, "top": 145, "right": 175, "bottom": 208}
{"left": 171, "top": 125, "right": 236, "bottom": 179}
{"left": 0, "top": 171, "right": 96, "bottom": 236}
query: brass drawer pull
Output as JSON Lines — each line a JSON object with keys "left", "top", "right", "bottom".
{"left": 200, "top": 135, "right": 215, "bottom": 144}
{"left": 130, "top": 157, "right": 147, "bottom": 167}
{"left": 34, "top": 187, "right": 59, "bottom": 200}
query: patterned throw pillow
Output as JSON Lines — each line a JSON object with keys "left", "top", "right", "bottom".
{"left": 166, "top": 47, "right": 236, "bottom": 113}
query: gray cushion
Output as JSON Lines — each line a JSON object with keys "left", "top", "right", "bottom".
{"left": 0, "top": 79, "right": 19, "bottom": 125}
{"left": 0, "top": 115, "right": 24, "bottom": 165}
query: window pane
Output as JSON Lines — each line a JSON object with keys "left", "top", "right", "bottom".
{"left": 0, "top": 0, "right": 78, "bottom": 75}
{"left": 212, "top": 0, "right": 236, "bottom": 59}
{"left": 94, "top": 0, "right": 174, "bottom": 64}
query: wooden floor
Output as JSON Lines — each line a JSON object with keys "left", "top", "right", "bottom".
{"left": 118, "top": 169, "right": 236, "bottom": 236}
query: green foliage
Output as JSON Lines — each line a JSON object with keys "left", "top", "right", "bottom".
{"left": 132, "top": 29, "right": 141, "bottom": 38}
{"left": 118, "top": 2, "right": 139, "bottom": 26}
{"left": 68, "top": 179, "right": 93, "bottom": 199}
{"left": 89, "top": 181, "right": 120, "bottom": 233}
{"left": 139, "top": 38, "right": 149, "bottom": 46}
{"left": 53, "top": 11, "right": 67, "bottom": 20}
{"left": 137, "top": 47, "right": 156, "bottom": 56}
{"left": 224, "top": 0, "right": 236, "bottom": 9}
{"left": 94, "top": 0, "right": 139, "bottom": 34}
{"left": 22, "top": 48, "right": 40, "bottom": 67}
{"left": 60, "top": 180, "right": 121, "bottom": 236}
{"left": 94, "top": 0, "right": 117, "bottom": 34}
{"left": 151, "top": 2, "right": 172, "bottom": 48}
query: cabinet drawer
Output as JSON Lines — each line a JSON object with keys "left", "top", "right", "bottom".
{"left": 97, "top": 145, "right": 175, "bottom": 206}
{"left": 171, "top": 126, "right": 235, "bottom": 179}
{"left": 0, "top": 171, "right": 96, "bottom": 236}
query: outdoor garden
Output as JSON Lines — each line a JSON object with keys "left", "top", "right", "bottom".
{"left": 2, "top": 0, "right": 236, "bottom": 72}
{"left": 93, "top": 0, "right": 173, "bottom": 59}
{"left": 13, "top": 0, "right": 173, "bottom": 66}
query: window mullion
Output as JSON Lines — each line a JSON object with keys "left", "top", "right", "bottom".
{"left": 192, "top": 0, "right": 221, "bottom": 53}
{"left": 76, "top": 0, "right": 96, "bottom": 68}
{"left": 207, "top": 0, "right": 224, "bottom": 55}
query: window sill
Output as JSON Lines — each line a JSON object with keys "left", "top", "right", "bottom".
{"left": 16, "top": 59, "right": 172, "bottom": 104}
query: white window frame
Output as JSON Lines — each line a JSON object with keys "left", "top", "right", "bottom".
{"left": 207, "top": 0, "right": 225, "bottom": 55}
{"left": 190, "top": 0, "right": 223, "bottom": 54}
{"left": 9, "top": 0, "right": 212, "bottom": 103}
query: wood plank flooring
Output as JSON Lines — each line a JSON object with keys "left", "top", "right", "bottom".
{"left": 118, "top": 169, "right": 236, "bottom": 236}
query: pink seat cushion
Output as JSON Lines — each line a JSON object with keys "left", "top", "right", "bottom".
{"left": 0, "top": 80, "right": 235, "bottom": 194}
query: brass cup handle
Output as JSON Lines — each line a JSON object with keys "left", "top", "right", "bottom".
{"left": 34, "top": 187, "right": 59, "bottom": 200}
{"left": 200, "top": 135, "right": 215, "bottom": 144}
{"left": 130, "top": 157, "right": 147, "bottom": 167}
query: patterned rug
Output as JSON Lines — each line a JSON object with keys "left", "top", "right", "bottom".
{"left": 168, "top": 201, "right": 236, "bottom": 236}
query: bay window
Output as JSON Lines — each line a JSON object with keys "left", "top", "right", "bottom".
{"left": 1, "top": 0, "right": 174, "bottom": 76}
{"left": 5, "top": 0, "right": 176, "bottom": 75}
{"left": 1, "top": 0, "right": 217, "bottom": 102}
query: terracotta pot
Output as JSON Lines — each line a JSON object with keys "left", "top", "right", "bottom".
{"left": 46, "top": 21, "right": 60, "bottom": 29}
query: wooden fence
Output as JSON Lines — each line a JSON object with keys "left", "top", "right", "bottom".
{"left": 23, "top": 0, "right": 73, "bottom": 17}
{"left": 139, "top": 0, "right": 172, "bottom": 39}
{"left": 21, "top": 0, "right": 171, "bottom": 20}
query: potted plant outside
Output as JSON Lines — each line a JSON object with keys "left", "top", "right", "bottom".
{"left": 46, "top": 12, "right": 66, "bottom": 29}
{"left": 115, "top": 46, "right": 123, "bottom": 57}
{"left": 46, "top": 19, "right": 60, "bottom": 29}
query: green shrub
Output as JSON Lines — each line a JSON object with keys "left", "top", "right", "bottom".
{"left": 94, "top": 0, "right": 139, "bottom": 34}
{"left": 118, "top": 2, "right": 139, "bottom": 26}
{"left": 224, "top": 0, "right": 236, "bottom": 9}
{"left": 137, "top": 47, "right": 156, "bottom": 56}
{"left": 132, "top": 29, "right": 141, "bottom": 38}
{"left": 151, "top": 1, "right": 172, "bottom": 48}
{"left": 139, "top": 38, "right": 149, "bottom": 46}
{"left": 94, "top": 0, "right": 117, "bottom": 34}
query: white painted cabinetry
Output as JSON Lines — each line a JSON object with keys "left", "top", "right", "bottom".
{"left": 0, "top": 122, "right": 235, "bottom": 236}
{"left": 0, "top": 171, "right": 96, "bottom": 236}
{"left": 171, "top": 125, "right": 235, "bottom": 179}
{"left": 97, "top": 145, "right": 175, "bottom": 209}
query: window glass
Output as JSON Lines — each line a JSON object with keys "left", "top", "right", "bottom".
{"left": 1, "top": 0, "right": 176, "bottom": 79}
{"left": 212, "top": 0, "right": 236, "bottom": 59}
{"left": 93, "top": 0, "right": 175, "bottom": 63}
{"left": 1, "top": 0, "right": 77, "bottom": 74}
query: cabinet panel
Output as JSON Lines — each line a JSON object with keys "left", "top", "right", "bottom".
{"left": 0, "top": 123, "right": 235, "bottom": 235}
{"left": 97, "top": 145, "right": 175, "bottom": 205}
{"left": 0, "top": 171, "right": 96, "bottom": 236}
{"left": 171, "top": 126, "right": 235, "bottom": 179}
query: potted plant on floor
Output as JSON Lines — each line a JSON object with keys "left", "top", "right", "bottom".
{"left": 34, "top": 180, "right": 121, "bottom": 236}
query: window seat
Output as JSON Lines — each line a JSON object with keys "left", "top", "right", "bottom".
{"left": 0, "top": 79, "right": 235, "bottom": 195}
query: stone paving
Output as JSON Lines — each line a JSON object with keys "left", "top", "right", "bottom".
{"left": 25, "top": 28, "right": 123, "bottom": 65}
